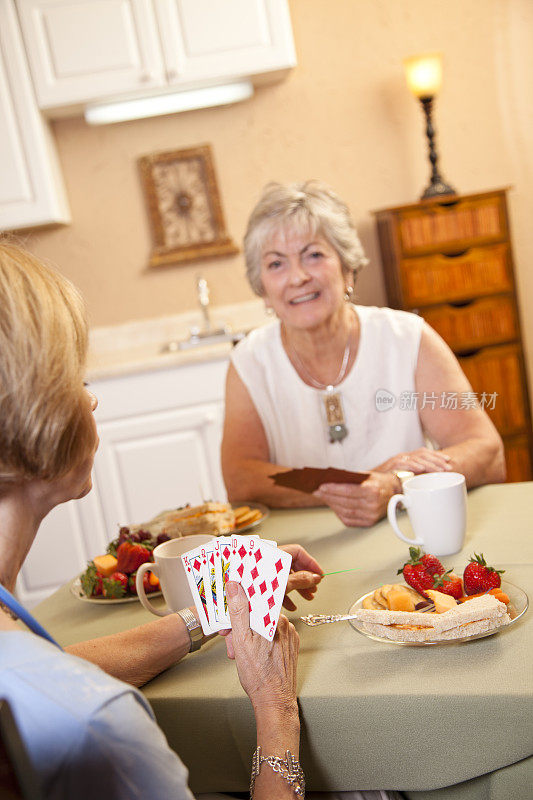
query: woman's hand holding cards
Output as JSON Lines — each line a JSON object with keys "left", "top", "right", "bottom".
{"left": 226, "top": 581, "right": 301, "bottom": 800}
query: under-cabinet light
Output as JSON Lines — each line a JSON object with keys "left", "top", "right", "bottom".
{"left": 84, "top": 80, "right": 253, "bottom": 125}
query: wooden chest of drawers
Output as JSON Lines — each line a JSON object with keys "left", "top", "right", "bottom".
{"left": 373, "top": 188, "right": 533, "bottom": 482}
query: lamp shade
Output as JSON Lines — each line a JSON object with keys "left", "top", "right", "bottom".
{"left": 403, "top": 53, "right": 443, "bottom": 98}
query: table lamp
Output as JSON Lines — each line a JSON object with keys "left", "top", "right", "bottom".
{"left": 403, "top": 52, "right": 456, "bottom": 199}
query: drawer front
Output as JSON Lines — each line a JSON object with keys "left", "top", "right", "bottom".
{"left": 503, "top": 434, "right": 532, "bottom": 482}
{"left": 398, "top": 194, "right": 507, "bottom": 256}
{"left": 458, "top": 344, "right": 528, "bottom": 435}
{"left": 400, "top": 243, "right": 512, "bottom": 306}
{"left": 421, "top": 296, "right": 518, "bottom": 352}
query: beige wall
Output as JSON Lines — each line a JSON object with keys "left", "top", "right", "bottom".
{"left": 21, "top": 0, "right": 533, "bottom": 389}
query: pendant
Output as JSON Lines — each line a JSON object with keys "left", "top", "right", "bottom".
{"left": 323, "top": 388, "right": 349, "bottom": 443}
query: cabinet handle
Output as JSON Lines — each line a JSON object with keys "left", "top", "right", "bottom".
{"left": 456, "top": 348, "right": 481, "bottom": 359}
{"left": 448, "top": 299, "right": 474, "bottom": 308}
{"left": 437, "top": 198, "right": 460, "bottom": 208}
{"left": 166, "top": 68, "right": 178, "bottom": 81}
{"left": 443, "top": 248, "right": 470, "bottom": 258}
{"left": 139, "top": 71, "right": 155, "bottom": 82}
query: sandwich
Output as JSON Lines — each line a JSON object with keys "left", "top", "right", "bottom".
{"left": 161, "top": 502, "right": 235, "bottom": 537}
{"left": 352, "top": 594, "right": 511, "bottom": 642}
{"left": 127, "top": 502, "right": 236, "bottom": 540}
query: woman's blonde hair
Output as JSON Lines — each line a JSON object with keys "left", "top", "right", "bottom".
{"left": 0, "top": 241, "right": 93, "bottom": 488}
{"left": 244, "top": 180, "right": 369, "bottom": 295}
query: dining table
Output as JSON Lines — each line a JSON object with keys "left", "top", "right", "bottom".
{"left": 33, "top": 481, "right": 533, "bottom": 799}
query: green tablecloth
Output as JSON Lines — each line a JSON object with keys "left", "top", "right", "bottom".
{"left": 34, "top": 482, "right": 533, "bottom": 798}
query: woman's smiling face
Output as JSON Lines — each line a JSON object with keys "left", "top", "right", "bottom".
{"left": 259, "top": 227, "right": 348, "bottom": 331}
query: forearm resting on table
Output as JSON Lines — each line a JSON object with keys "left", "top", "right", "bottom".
{"left": 441, "top": 434, "right": 506, "bottom": 488}
{"left": 225, "top": 458, "right": 323, "bottom": 508}
{"left": 66, "top": 610, "right": 204, "bottom": 687}
{"left": 253, "top": 702, "right": 301, "bottom": 800}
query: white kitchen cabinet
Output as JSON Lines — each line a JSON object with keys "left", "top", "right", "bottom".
{"left": 16, "top": 0, "right": 166, "bottom": 110}
{"left": 15, "top": 0, "right": 296, "bottom": 113}
{"left": 0, "top": 1, "right": 69, "bottom": 231}
{"left": 155, "top": 0, "right": 296, "bottom": 86}
{"left": 16, "top": 356, "right": 229, "bottom": 607}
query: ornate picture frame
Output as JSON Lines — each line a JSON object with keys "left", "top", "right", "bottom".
{"left": 139, "top": 144, "right": 238, "bottom": 267}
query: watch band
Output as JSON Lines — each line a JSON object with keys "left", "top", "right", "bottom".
{"left": 176, "top": 608, "right": 203, "bottom": 652}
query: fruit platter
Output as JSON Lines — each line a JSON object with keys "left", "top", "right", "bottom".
{"left": 349, "top": 547, "right": 528, "bottom": 645}
{"left": 73, "top": 526, "right": 169, "bottom": 602}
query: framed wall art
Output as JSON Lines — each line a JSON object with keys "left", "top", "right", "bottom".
{"left": 139, "top": 144, "right": 238, "bottom": 267}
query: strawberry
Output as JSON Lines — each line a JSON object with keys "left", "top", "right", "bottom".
{"left": 397, "top": 546, "right": 445, "bottom": 597}
{"left": 116, "top": 541, "right": 152, "bottom": 574}
{"left": 463, "top": 553, "right": 504, "bottom": 595}
{"left": 103, "top": 571, "right": 128, "bottom": 599}
{"left": 432, "top": 569, "right": 463, "bottom": 599}
{"left": 127, "top": 570, "right": 159, "bottom": 595}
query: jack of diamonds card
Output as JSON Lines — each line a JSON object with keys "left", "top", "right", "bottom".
{"left": 241, "top": 543, "right": 292, "bottom": 641}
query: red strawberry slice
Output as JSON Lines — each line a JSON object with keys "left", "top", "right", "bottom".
{"left": 432, "top": 569, "right": 463, "bottom": 599}
{"left": 463, "top": 553, "right": 504, "bottom": 595}
{"left": 103, "top": 571, "right": 128, "bottom": 598}
{"left": 116, "top": 541, "right": 152, "bottom": 574}
{"left": 398, "top": 547, "right": 445, "bottom": 598}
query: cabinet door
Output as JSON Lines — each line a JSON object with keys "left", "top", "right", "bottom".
{"left": 155, "top": 0, "right": 296, "bottom": 84}
{"left": 94, "top": 401, "right": 227, "bottom": 539}
{"left": 0, "top": 1, "right": 69, "bottom": 230}
{"left": 16, "top": 0, "right": 165, "bottom": 109}
{"left": 16, "top": 480, "right": 108, "bottom": 608}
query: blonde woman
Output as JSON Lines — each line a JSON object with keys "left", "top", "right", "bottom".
{"left": 0, "top": 242, "right": 322, "bottom": 800}
{"left": 222, "top": 181, "right": 505, "bottom": 526}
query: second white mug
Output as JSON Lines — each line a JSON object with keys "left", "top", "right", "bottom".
{"left": 387, "top": 472, "right": 467, "bottom": 556}
{"left": 136, "top": 534, "right": 214, "bottom": 616}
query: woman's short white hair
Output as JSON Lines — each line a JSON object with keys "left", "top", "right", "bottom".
{"left": 244, "top": 180, "right": 369, "bottom": 295}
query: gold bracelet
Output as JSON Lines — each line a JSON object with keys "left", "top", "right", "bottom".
{"left": 249, "top": 746, "right": 305, "bottom": 797}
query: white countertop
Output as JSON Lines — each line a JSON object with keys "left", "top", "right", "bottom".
{"left": 87, "top": 299, "right": 269, "bottom": 381}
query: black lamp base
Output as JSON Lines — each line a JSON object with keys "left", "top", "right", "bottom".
{"left": 421, "top": 179, "right": 456, "bottom": 200}
{"left": 419, "top": 96, "right": 456, "bottom": 201}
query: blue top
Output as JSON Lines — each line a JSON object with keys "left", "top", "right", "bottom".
{"left": 0, "top": 629, "right": 195, "bottom": 800}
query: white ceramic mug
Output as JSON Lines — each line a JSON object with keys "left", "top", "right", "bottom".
{"left": 137, "top": 534, "right": 214, "bottom": 616}
{"left": 387, "top": 472, "right": 467, "bottom": 556}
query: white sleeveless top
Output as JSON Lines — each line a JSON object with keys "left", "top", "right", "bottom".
{"left": 230, "top": 305, "right": 427, "bottom": 471}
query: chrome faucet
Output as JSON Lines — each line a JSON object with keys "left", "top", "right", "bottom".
{"left": 196, "top": 275, "right": 212, "bottom": 331}
{"left": 160, "top": 275, "right": 244, "bottom": 353}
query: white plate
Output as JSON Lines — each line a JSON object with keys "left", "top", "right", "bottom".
{"left": 231, "top": 502, "right": 269, "bottom": 533}
{"left": 70, "top": 576, "right": 162, "bottom": 604}
{"left": 348, "top": 580, "right": 528, "bottom": 646}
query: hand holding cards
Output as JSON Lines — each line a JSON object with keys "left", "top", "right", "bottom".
{"left": 181, "top": 535, "right": 292, "bottom": 641}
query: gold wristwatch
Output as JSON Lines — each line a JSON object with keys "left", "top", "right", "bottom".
{"left": 393, "top": 470, "right": 415, "bottom": 490}
{"left": 177, "top": 608, "right": 203, "bottom": 652}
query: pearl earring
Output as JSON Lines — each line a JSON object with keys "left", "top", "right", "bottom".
{"left": 344, "top": 285, "right": 354, "bottom": 302}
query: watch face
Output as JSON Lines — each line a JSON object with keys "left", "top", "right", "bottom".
{"left": 396, "top": 470, "right": 415, "bottom": 485}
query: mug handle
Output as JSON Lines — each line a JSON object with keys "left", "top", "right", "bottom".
{"left": 387, "top": 493, "right": 423, "bottom": 546}
{"left": 136, "top": 563, "right": 168, "bottom": 616}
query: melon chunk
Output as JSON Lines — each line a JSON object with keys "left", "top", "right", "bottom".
{"left": 93, "top": 554, "right": 118, "bottom": 578}
{"left": 426, "top": 589, "right": 457, "bottom": 613}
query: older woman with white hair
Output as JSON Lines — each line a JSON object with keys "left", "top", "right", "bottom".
{"left": 0, "top": 241, "right": 327, "bottom": 800}
{"left": 222, "top": 181, "right": 505, "bottom": 527}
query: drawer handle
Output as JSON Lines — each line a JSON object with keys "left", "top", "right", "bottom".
{"left": 443, "top": 248, "right": 469, "bottom": 258}
{"left": 437, "top": 198, "right": 460, "bottom": 208}
{"left": 448, "top": 299, "right": 474, "bottom": 308}
{"left": 457, "top": 348, "right": 481, "bottom": 359}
